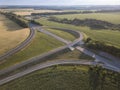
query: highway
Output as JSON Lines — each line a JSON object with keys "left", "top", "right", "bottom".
{"left": 0, "top": 24, "right": 120, "bottom": 86}
{"left": 0, "top": 24, "right": 35, "bottom": 61}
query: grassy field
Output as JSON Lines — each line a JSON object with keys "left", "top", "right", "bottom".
{"left": 36, "top": 18, "right": 120, "bottom": 48}
{"left": 0, "top": 14, "right": 30, "bottom": 55}
{"left": 0, "top": 31, "right": 64, "bottom": 70}
{"left": 14, "top": 12, "right": 32, "bottom": 16}
{"left": 45, "top": 28, "right": 76, "bottom": 41}
{"left": 54, "top": 13, "right": 120, "bottom": 24}
{"left": 0, "top": 65, "right": 119, "bottom": 90}
{"left": 48, "top": 49, "right": 94, "bottom": 61}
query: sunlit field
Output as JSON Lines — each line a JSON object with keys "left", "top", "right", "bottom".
{"left": 0, "top": 14, "right": 29, "bottom": 55}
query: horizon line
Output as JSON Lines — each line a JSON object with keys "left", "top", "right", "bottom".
{"left": 0, "top": 5, "right": 120, "bottom": 6}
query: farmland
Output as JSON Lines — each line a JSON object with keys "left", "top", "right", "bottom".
{"left": 0, "top": 14, "right": 29, "bottom": 55}
{"left": 13, "top": 10, "right": 63, "bottom": 16}
{"left": 0, "top": 8, "right": 63, "bottom": 16}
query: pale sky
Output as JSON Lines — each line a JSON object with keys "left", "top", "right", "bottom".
{"left": 0, "top": 0, "right": 120, "bottom": 5}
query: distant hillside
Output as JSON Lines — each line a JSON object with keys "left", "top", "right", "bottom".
{"left": 0, "top": 5, "right": 120, "bottom": 10}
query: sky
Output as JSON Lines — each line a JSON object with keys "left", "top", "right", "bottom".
{"left": 0, "top": 0, "right": 120, "bottom": 5}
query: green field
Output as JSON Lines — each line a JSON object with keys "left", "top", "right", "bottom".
{"left": 54, "top": 13, "right": 120, "bottom": 24}
{"left": 0, "top": 65, "right": 119, "bottom": 90}
{"left": 0, "top": 31, "right": 64, "bottom": 70}
{"left": 45, "top": 28, "right": 76, "bottom": 41}
{"left": 36, "top": 18, "right": 120, "bottom": 48}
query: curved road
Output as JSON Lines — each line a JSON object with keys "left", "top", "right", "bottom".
{"left": 0, "top": 24, "right": 35, "bottom": 61}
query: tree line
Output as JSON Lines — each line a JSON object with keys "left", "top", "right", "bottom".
{"left": 85, "top": 38, "right": 120, "bottom": 58}
{"left": 31, "top": 11, "right": 94, "bottom": 16}
{"left": 95, "top": 10, "right": 120, "bottom": 13}
{"left": 48, "top": 17, "right": 120, "bottom": 30}
{"left": 31, "top": 10, "right": 120, "bottom": 16}
{"left": 0, "top": 12, "right": 43, "bottom": 27}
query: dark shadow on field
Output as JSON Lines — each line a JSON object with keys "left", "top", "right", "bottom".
{"left": 88, "top": 66, "right": 101, "bottom": 90}
{"left": 0, "top": 16, "right": 23, "bottom": 31}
